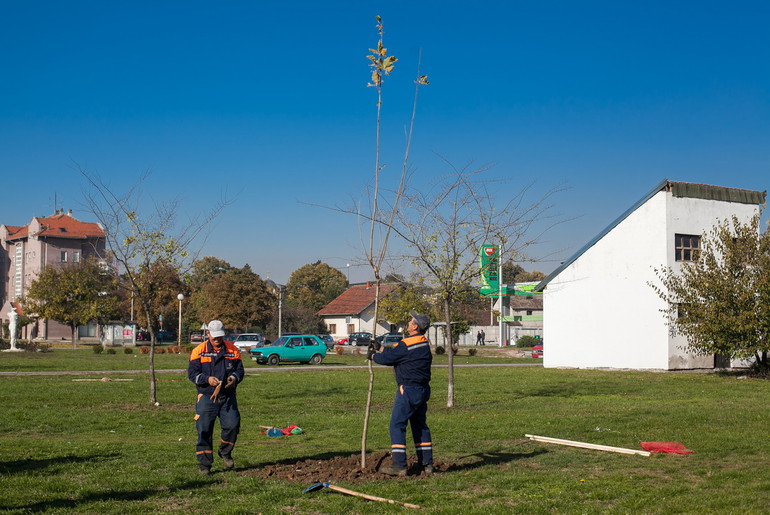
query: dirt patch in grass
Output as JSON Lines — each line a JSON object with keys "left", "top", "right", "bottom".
{"left": 245, "top": 452, "right": 454, "bottom": 483}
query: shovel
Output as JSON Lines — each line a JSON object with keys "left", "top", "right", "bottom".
{"left": 303, "top": 482, "right": 422, "bottom": 509}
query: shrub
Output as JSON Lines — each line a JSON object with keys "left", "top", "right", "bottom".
{"left": 182, "top": 344, "right": 196, "bottom": 353}
{"left": 435, "top": 346, "right": 445, "bottom": 355}
{"left": 154, "top": 347, "right": 166, "bottom": 354}
{"left": 335, "top": 346, "right": 344, "bottom": 355}
{"left": 106, "top": 348, "right": 116, "bottom": 355}
{"left": 123, "top": 347, "right": 134, "bottom": 355}
{"left": 517, "top": 335, "right": 539, "bottom": 347}
{"left": 92, "top": 346, "right": 103, "bottom": 354}
{"left": 139, "top": 346, "right": 150, "bottom": 354}
{"left": 468, "top": 348, "right": 478, "bottom": 356}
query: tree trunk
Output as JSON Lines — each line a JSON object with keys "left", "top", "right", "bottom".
{"left": 71, "top": 324, "right": 77, "bottom": 350}
{"left": 444, "top": 298, "right": 455, "bottom": 408}
{"left": 361, "top": 277, "right": 382, "bottom": 470}
{"left": 146, "top": 311, "right": 157, "bottom": 405}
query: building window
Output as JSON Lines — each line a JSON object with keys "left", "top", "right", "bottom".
{"left": 73, "top": 251, "right": 80, "bottom": 263}
{"left": 60, "top": 251, "right": 68, "bottom": 262}
{"left": 675, "top": 234, "right": 700, "bottom": 262}
{"left": 347, "top": 324, "right": 355, "bottom": 334}
{"left": 328, "top": 324, "right": 336, "bottom": 334}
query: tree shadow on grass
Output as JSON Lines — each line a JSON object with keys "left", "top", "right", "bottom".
{"left": 0, "top": 452, "right": 121, "bottom": 475}
{"left": 445, "top": 450, "right": 546, "bottom": 473}
{"left": 4, "top": 478, "right": 212, "bottom": 513}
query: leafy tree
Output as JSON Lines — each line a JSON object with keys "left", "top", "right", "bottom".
{"left": 81, "top": 169, "right": 226, "bottom": 405}
{"left": 378, "top": 282, "right": 430, "bottom": 331}
{"left": 24, "top": 258, "right": 120, "bottom": 348}
{"left": 652, "top": 213, "right": 770, "bottom": 372}
{"left": 187, "top": 256, "right": 232, "bottom": 292}
{"left": 193, "top": 264, "right": 274, "bottom": 331}
{"left": 268, "top": 305, "right": 327, "bottom": 336}
{"left": 129, "top": 261, "right": 187, "bottom": 333}
{"left": 502, "top": 262, "right": 546, "bottom": 283}
{"left": 285, "top": 261, "right": 347, "bottom": 313}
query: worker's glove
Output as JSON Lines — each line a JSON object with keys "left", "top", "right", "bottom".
{"left": 225, "top": 375, "right": 237, "bottom": 389}
{"left": 373, "top": 340, "right": 382, "bottom": 351}
{"left": 366, "top": 344, "right": 376, "bottom": 360}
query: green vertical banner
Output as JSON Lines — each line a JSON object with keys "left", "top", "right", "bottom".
{"left": 479, "top": 244, "right": 499, "bottom": 289}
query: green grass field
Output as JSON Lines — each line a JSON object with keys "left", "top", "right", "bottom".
{"left": 1, "top": 349, "right": 769, "bottom": 513}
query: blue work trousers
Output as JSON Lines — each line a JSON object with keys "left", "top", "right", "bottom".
{"left": 389, "top": 384, "right": 433, "bottom": 468}
{"left": 195, "top": 393, "right": 240, "bottom": 467}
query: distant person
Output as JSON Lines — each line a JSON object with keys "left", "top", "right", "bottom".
{"left": 480, "top": 329, "right": 486, "bottom": 345}
{"left": 476, "top": 330, "right": 482, "bottom": 346}
{"left": 188, "top": 320, "right": 245, "bottom": 475}
{"left": 369, "top": 311, "right": 433, "bottom": 476}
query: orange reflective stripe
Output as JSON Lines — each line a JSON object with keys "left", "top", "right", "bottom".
{"left": 403, "top": 335, "right": 428, "bottom": 346}
{"left": 220, "top": 439, "right": 235, "bottom": 445}
{"left": 391, "top": 444, "right": 406, "bottom": 449}
{"left": 196, "top": 450, "right": 213, "bottom": 455}
{"left": 417, "top": 442, "right": 432, "bottom": 447}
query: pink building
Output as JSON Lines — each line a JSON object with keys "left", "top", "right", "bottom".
{"left": 0, "top": 210, "right": 106, "bottom": 340}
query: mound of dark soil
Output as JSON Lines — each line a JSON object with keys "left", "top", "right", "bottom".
{"left": 245, "top": 451, "right": 451, "bottom": 483}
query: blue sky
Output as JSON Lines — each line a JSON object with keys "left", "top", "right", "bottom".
{"left": 2, "top": 1, "right": 768, "bottom": 283}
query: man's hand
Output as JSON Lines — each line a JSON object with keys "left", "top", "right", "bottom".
{"left": 225, "top": 375, "right": 237, "bottom": 389}
{"left": 373, "top": 340, "right": 381, "bottom": 351}
{"left": 366, "top": 344, "right": 376, "bottom": 360}
{"left": 207, "top": 376, "right": 221, "bottom": 387}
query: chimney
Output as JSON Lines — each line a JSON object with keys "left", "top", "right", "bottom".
{"left": 67, "top": 209, "right": 73, "bottom": 216}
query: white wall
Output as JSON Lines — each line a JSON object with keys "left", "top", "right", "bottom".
{"left": 544, "top": 190, "right": 761, "bottom": 370}
{"left": 544, "top": 192, "right": 670, "bottom": 369}
{"left": 664, "top": 195, "right": 759, "bottom": 369}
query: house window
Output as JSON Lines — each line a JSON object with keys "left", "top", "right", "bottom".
{"left": 675, "top": 234, "right": 700, "bottom": 262}
{"left": 328, "top": 324, "right": 336, "bottom": 334}
{"left": 347, "top": 324, "right": 355, "bottom": 334}
{"left": 73, "top": 251, "right": 80, "bottom": 263}
{"left": 60, "top": 251, "right": 68, "bottom": 262}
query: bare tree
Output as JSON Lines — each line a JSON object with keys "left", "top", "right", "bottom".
{"left": 79, "top": 168, "right": 226, "bottom": 405}
{"left": 387, "top": 164, "right": 564, "bottom": 407}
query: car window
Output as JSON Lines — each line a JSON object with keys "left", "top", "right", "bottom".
{"left": 303, "top": 337, "right": 317, "bottom": 346}
{"left": 287, "top": 337, "right": 303, "bottom": 347}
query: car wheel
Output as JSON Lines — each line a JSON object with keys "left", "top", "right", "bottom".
{"left": 309, "top": 354, "right": 323, "bottom": 365}
{"left": 266, "top": 354, "right": 280, "bottom": 366}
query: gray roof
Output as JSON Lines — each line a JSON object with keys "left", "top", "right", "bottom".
{"left": 535, "top": 179, "right": 767, "bottom": 292}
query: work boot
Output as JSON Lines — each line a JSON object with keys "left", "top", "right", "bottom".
{"left": 422, "top": 464, "right": 434, "bottom": 475}
{"left": 222, "top": 456, "right": 234, "bottom": 470}
{"left": 380, "top": 465, "right": 407, "bottom": 477}
{"left": 199, "top": 465, "right": 211, "bottom": 475}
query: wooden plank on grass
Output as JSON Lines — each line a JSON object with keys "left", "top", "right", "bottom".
{"left": 525, "top": 434, "right": 651, "bottom": 457}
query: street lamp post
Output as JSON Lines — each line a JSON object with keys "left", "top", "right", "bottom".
{"left": 177, "top": 293, "right": 184, "bottom": 347}
{"left": 346, "top": 263, "right": 350, "bottom": 283}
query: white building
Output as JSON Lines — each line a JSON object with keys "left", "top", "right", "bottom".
{"left": 536, "top": 179, "right": 766, "bottom": 370}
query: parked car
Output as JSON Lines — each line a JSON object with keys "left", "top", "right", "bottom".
{"left": 316, "top": 334, "right": 335, "bottom": 350}
{"left": 136, "top": 330, "right": 151, "bottom": 342}
{"left": 189, "top": 331, "right": 204, "bottom": 343}
{"left": 348, "top": 332, "right": 374, "bottom": 346}
{"left": 531, "top": 344, "right": 543, "bottom": 359}
{"left": 224, "top": 333, "right": 239, "bottom": 345}
{"left": 232, "top": 333, "right": 265, "bottom": 351}
{"left": 155, "top": 330, "right": 177, "bottom": 342}
{"left": 378, "top": 333, "right": 404, "bottom": 347}
{"left": 250, "top": 335, "right": 327, "bottom": 365}
{"left": 336, "top": 337, "right": 349, "bottom": 346}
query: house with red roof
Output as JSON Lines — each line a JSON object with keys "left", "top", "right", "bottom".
{"left": 316, "top": 282, "right": 398, "bottom": 341}
{"left": 1, "top": 209, "right": 107, "bottom": 340}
